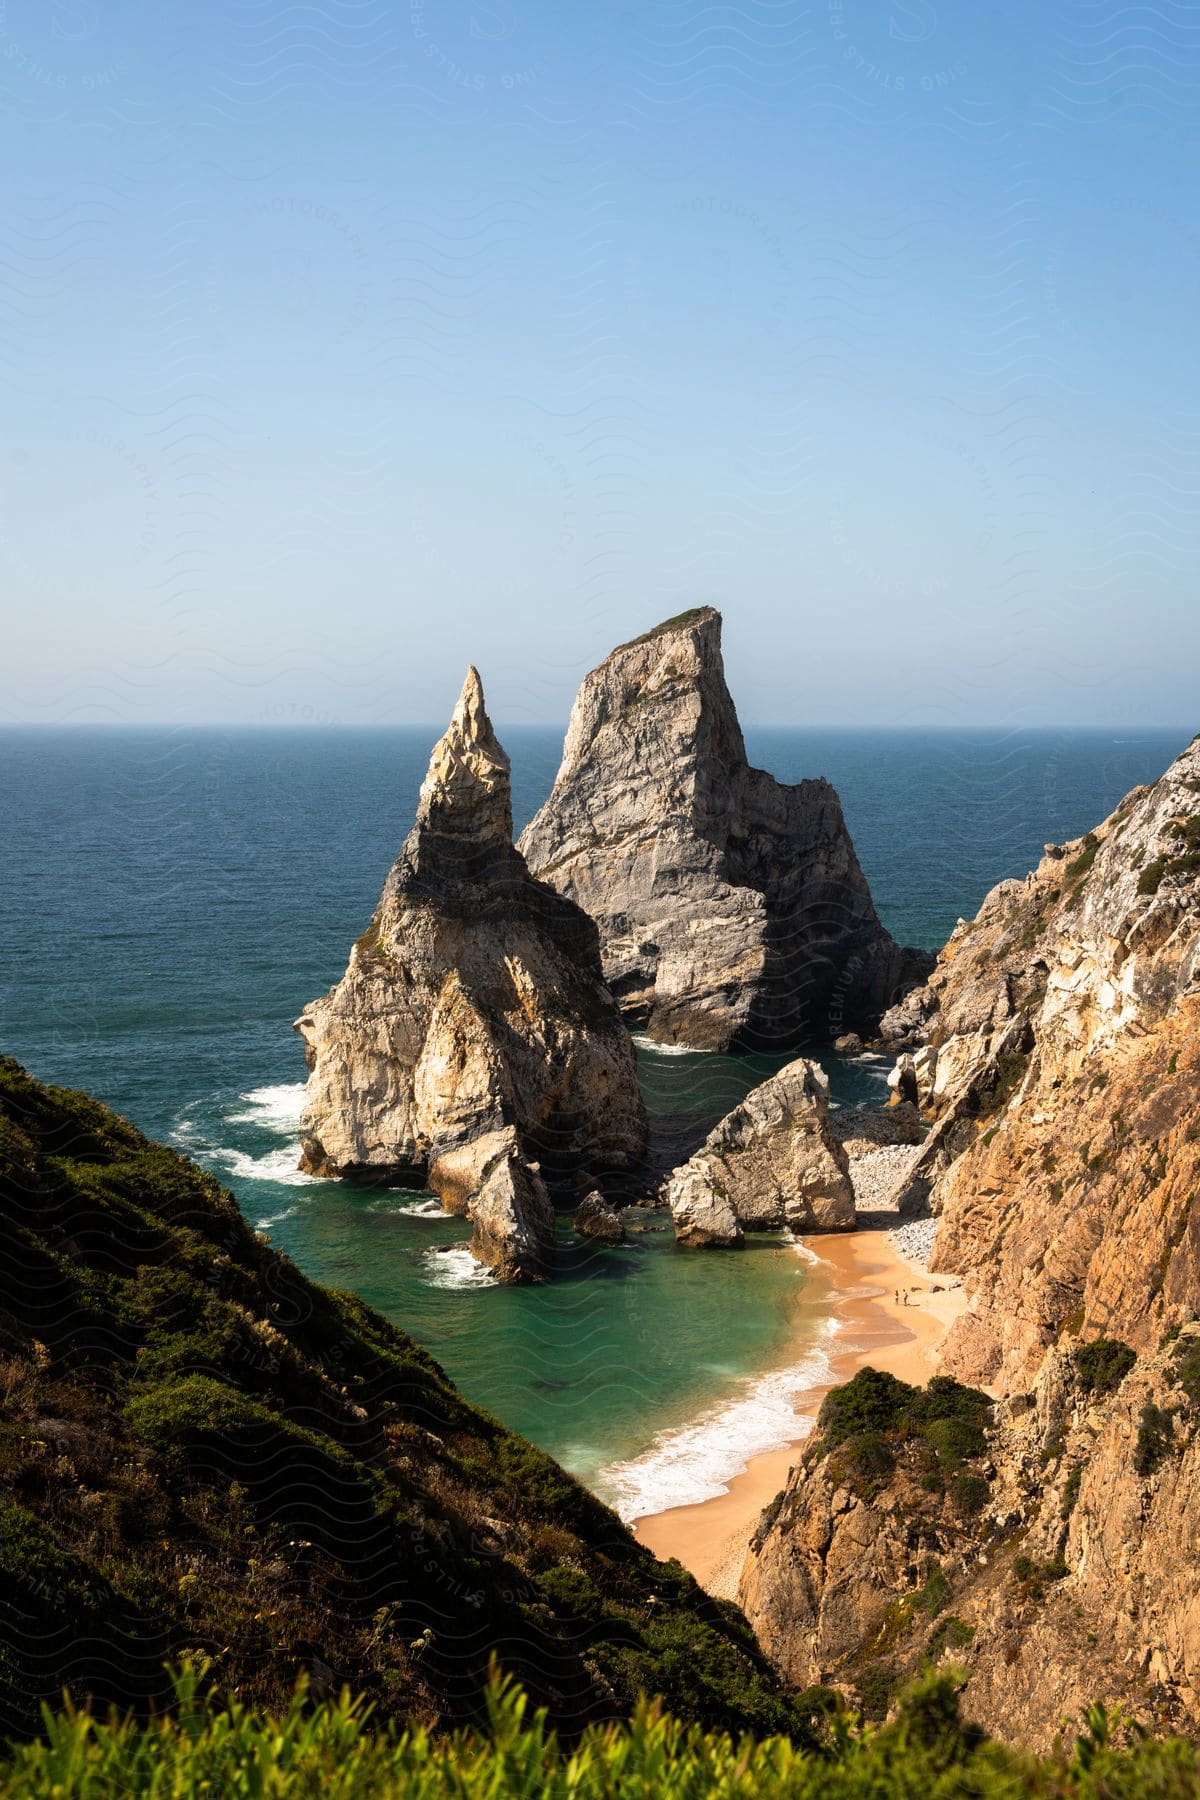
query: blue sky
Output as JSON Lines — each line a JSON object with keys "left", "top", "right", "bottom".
{"left": 2, "top": 1, "right": 1198, "bottom": 728}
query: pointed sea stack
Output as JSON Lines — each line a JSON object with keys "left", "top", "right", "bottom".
{"left": 518, "top": 609, "right": 930, "bottom": 1051}
{"left": 295, "top": 667, "right": 647, "bottom": 1280}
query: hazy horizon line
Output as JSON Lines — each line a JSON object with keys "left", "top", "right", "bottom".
{"left": 1, "top": 721, "right": 1194, "bottom": 736}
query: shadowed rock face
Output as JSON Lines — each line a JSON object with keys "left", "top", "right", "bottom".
{"left": 295, "top": 667, "right": 647, "bottom": 1280}
{"left": 518, "top": 609, "right": 929, "bottom": 1052}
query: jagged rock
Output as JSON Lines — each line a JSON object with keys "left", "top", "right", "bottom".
{"left": 467, "top": 1137, "right": 556, "bottom": 1280}
{"left": 874, "top": 731, "right": 1200, "bottom": 1384}
{"left": 518, "top": 608, "right": 931, "bottom": 1052}
{"left": 295, "top": 667, "right": 647, "bottom": 1280}
{"left": 739, "top": 1332, "right": 1200, "bottom": 1750}
{"left": 829, "top": 1101, "right": 922, "bottom": 1152}
{"left": 832, "top": 1032, "right": 864, "bottom": 1055}
{"left": 666, "top": 1059, "right": 855, "bottom": 1246}
{"left": 573, "top": 1192, "right": 626, "bottom": 1244}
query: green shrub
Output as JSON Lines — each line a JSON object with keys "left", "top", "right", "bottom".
{"left": 854, "top": 1659, "right": 897, "bottom": 1722}
{"left": 7, "top": 1659, "right": 1200, "bottom": 1798}
{"left": 1134, "top": 1403, "right": 1175, "bottom": 1477}
{"left": 818, "top": 1368, "right": 913, "bottom": 1447}
{"left": 951, "top": 1473, "right": 990, "bottom": 1518}
{"left": 1173, "top": 1342, "right": 1200, "bottom": 1406}
{"left": 1073, "top": 1338, "right": 1136, "bottom": 1394}
{"left": 927, "top": 1614, "right": 975, "bottom": 1659}
{"left": 1062, "top": 1466, "right": 1082, "bottom": 1518}
{"left": 923, "top": 1415, "right": 986, "bottom": 1470}
{"left": 1065, "top": 832, "right": 1101, "bottom": 880}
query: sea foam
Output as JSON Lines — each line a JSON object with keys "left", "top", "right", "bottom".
{"left": 208, "top": 1143, "right": 318, "bottom": 1187}
{"left": 228, "top": 1083, "right": 308, "bottom": 1131}
{"left": 421, "top": 1246, "right": 498, "bottom": 1291}
{"left": 599, "top": 1316, "right": 840, "bottom": 1523}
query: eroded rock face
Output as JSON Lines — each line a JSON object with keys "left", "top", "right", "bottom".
{"left": 518, "top": 608, "right": 930, "bottom": 1051}
{"left": 740, "top": 1334, "right": 1200, "bottom": 1749}
{"left": 666, "top": 1058, "right": 855, "bottom": 1246}
{"left": 295, "top": 668, "right": 647, "bottom": 1279}
{"left": 876, "top": 732, "right": 1200, "bottom": 1387}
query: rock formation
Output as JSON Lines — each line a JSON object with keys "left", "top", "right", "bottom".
{"left": 518, "top": 608, "right": 931, "bottom": 1051}
{"left": 741, "top": 1329, "right": 1200, "bottom": 1749}
{"left": 739, "top": 730, "right": 1200, "bottom": 1745}
{"left": 878, "top": 730, "right": 1200, "bottom": 1387}
{"left": 295, "top": 667, "right": 647, "bottom": 1280}
{"left": 666, "top": 1058, "right": 855, "bottom": 1246}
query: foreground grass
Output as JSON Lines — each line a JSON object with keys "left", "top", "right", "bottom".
{"left": 3, "top": 1662, "right": 1200, "bottom": 1799}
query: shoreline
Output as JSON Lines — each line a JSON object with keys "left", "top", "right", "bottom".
{"left": 633, "top": 1223, "right": 965, "bottom": 1599}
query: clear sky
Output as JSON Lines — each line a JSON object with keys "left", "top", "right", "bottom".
{"left": 2, "top": 3, "right": 1197, "bottom": 729}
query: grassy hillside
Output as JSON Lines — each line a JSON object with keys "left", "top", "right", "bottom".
{"left": 5, "top": 1660, "right": 1200, "bottom": 1797}
{"left": 0, "top": 1056, "right": 810, "bottom": 1746}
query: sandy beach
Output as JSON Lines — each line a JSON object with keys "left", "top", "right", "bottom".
{"left": 634, "top": 1222, "right": 966, "bottom": 1599}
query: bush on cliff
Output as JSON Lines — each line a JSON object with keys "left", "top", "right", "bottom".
{"left": 817, "top": 1371, "right": 992, "bottom": 1499}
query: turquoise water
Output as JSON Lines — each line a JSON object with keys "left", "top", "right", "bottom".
{"left": 0, "top": 725, "right": 1189, "bottom": 1514}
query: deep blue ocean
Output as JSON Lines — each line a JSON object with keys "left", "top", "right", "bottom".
{"left": 1, "top": 725, "right": 1188, "bottom": 1517}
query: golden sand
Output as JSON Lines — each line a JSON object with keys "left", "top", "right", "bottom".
{"left": 633, "top": 1225, "right": 966, "bottom": 1599}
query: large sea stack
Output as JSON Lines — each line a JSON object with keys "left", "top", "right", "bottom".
{"left": 518, "top": 608, "right": 929, "bottom": 1051}
{"left": 295, "top": 668, "right": 647, "bottom": 1279}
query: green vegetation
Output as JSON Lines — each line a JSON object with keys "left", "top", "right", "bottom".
{"left": 616, "top": 608, "right": 715, "bottom": 652}
{"left": 0, "top": 1056, "right": 806, "bottom": 1745}
{"left": 1012, "top": 1555, "right": 1069, "bottom": 1601}
{"left": 1065, "top": 832, "right": 1101, "bottom": 881}
{"left": 1073, "top": 1338, "right": 1136, "bottom": 1394}
{"left": 1134, "top": 1403, "right": 1176, "bottom": 1477}
{"left": 975, "top": 1035, "right": 1034, "bottom": 1119}
{"left": 816, "top": 1371, "right": 992, "bottom": 1506}
{"left": 5, "top": 1660, "right": 1200, "bottom": 1797}
{"left": 1137, "top": 813, "right": 1200, "bottom": 895}
{"left": 1062, "top": 1466, "right": 1083, "bottom": 1517}
{"left": 1169, "top": 1335, "right": 1200, "bottom": 1407}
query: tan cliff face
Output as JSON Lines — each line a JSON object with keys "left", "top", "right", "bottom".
{"left": 879, "top": 732, "right": 1200, "bottom": 1391}
{"left": 518, "top": 609, "right": 930, "bottom": 1052}
{"left": 739, "top": 731, "right": 1200, "bottom": 1746}
{"left": 295, "top": 668, "right": 646, "bottom": 1279}
{"left": 741, "top": 1332, "right": 1200, "bottom": 1750}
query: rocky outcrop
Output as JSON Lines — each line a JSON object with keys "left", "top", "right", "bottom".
{"left": 738, "top": 731, "right": 1200, "bottom": 1747}
{"left": 573, "top": 1191, "right": 626, "bottom": 1243}
{"left": 518, "top": 609, "right": 931, "bottom": 1052}
{"left": 666, "top": 1059, "right": 855, "bottom": 1246}
{"left": 740, "top": 1335, "right": 1200, "bottom": 1749}
{"left": 876, "top": 732, "right": 1200, "bottom": 1387}
{"left": 295, "top": 668, "right": 646, "bottom": 1280}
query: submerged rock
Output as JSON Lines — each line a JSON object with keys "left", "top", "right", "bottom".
{"left": 295, "top": 667, "right": 647, "bottom": 1280}
{"left": 666, "top": 1058, "right": 855, "bottom": 1246}
{"left": 519, "top": 608, "right": 930, "bottom": 1051}
{"left": 572, "top": 1191, "right": 626, "bottom": 1244}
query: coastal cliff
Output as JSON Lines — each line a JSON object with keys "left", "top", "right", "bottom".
{"left": 518, "top": 610, "right": 930, "bottom": 1051}
{"left": 295, "top": 668, "right": 646, "bottom": 1279}
{"left": 740, "top": 731, "right": 1200, "bottom": 1744}
{"left": 880, "top": 730, "right": 1200, "bottom": 1389}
